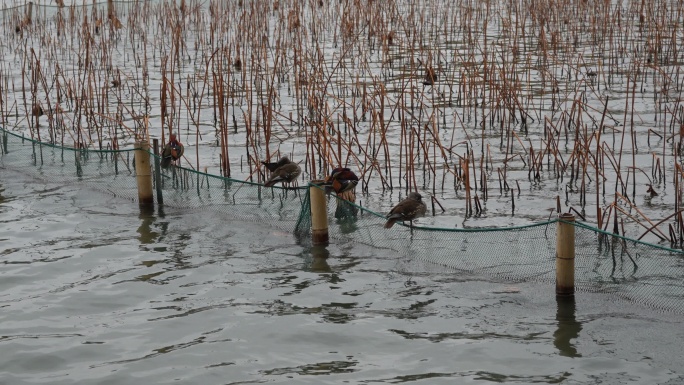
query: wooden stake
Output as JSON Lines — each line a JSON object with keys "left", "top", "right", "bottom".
{"left": 107, "top": 0, "right": 122, "bottom": 29}
{"left": 310, "top": 180, "right": 329, "bottom": 245}
{"left": 556, "top": 213, "right": 575, "bottom": 297}
{"left": 152, "top": 138, "right": 163, "bottom": 205}
{"left": 134, "top": 140, "right": 154, "bottom": 206}
{"left": 17, "top": 2, "right": 34, "bottom": 31}
{"left": 107, "top": 0, "right": 114, "bottom": 19}
{"left": 26, "top": 2, "right": 33, "bottom": 24}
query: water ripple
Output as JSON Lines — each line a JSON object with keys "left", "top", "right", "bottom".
{"left": 1, "top": 171, "right": 683, "bottom": 384}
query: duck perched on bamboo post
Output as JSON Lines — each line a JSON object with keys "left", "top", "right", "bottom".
{"left": 161, "top": 134, "right": 184, "bottom": 168}
{"left": 385, "top": 192, "right": 427, "bottom": 230}
{"left": 263, "top": 156, "right": 301, "bottom": 187}
{"left": 324, "top": 167, "right": 359, "bottom": 219}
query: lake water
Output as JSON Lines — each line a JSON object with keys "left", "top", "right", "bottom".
{"left": 1, "top": 168, "right": 683, "bottom": 384}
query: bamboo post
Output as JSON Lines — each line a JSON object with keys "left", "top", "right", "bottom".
{"left": 152, "top": 138, "right": 164, "bottom": 205}
{"left": 556, "top": 213, "right": 576, "bottom": 296}
{"left": 310, "top": 180, "right": 329, "bottom": 245}
{"left": 17, "top": 2, "right": 33, "bottom": 31}
{"left": 107, "top": 0, "right": 114, "bottom": 19}
{"left": 134, "top": 140, "right": 154, "bottom": 206}
{"left": 74, "top": 149, "right": 82, "bottom": 177}
{"left": 26, "top": 2, "right": 33, "bottom": 24}
{"left": 107, "top": 0, "right": 122, "bottom": 28}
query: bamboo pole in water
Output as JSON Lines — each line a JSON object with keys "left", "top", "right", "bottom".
{"left": 310, "top": 181, "right": 329, "bottom": 245}
{"left": 556, "top": 213, "right": 575, "bottom": 297}
{"left": 152, "top": 138, "right": 163, "bottom": 205}
{"left": 134, "top": 140, "right": 154, "bottom": 206}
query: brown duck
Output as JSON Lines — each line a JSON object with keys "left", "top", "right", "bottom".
{"left": 264, "top": 157, "right": 301, "bottom": 187}
{"left": 423, "top": 67, "right": 437, "bottom": 86}
{"left": 385, "top": 192, "right": 427, "bottom": 229}
{"left": 32, "top": 104, "right": 44, "bottom": 117}
{"left": 261, "top": 156, "right": 291, "bottom": 173}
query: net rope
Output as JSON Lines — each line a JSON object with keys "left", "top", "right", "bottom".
{"left": 2, "top": 127, "right": 684, "bottom": 314}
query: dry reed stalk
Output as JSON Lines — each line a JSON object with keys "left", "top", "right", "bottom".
{"left": 3, "top": 0, "right": 684, "bottom": 233}
{"left": 462, "top": 155, "right": 472, "bottom": 217}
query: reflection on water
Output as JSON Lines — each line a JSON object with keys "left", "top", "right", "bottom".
{"left": 0, "top": 183, "right": 14, "bottom": 209}
{"left": 308, "top": 244, "right": 331, "bottom": 272}
{"left": 554, "top": 296, "right": 583, "bottom": 358}
{"left": 261, "top": 359, "right": 358, "bottom": 376}
{"left": 331, "top": 198, "right": 360, "bottom": 234}
{"left": 1, "top": 173, "right": 683, "bottom": 384}
{"left": 137, "top": 206, "right": 169, "bottom": 249}
{"left": 337, "top": 216, "right": 359, "bottom": 235}
{"left": 137, "top": 205, "right": 158, "bottom": 245}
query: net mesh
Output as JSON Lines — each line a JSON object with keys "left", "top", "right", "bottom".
{"left": 153, "top": 160, "right": 310, "bottom": 237}
{"left": 2, "top": 127, "right": 684, "bottom": 314}
{"left": 296, "top": 185, "right": 684, "bottom": 315}
{"left": 0, "top": 128, "right": 311, "bottom": 238}
{"left": 0, "top": 129, "right": 139, "bottom": 200}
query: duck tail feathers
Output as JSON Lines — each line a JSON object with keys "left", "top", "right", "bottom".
{"left": 264, "top": 177, "right": 283, "bottom": 187}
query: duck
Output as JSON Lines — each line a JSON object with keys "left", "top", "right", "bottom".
{"left": 324, "top": 167, "right": 360, "bottom": 219}
{"left": 261, "top": 156, "right": 291, "bottom": 173}
{"left": 32, "top": 103, "right": 44, "bottom": 117}
{"left": 385, "top": 192, "right": 427, "bottom": 229}
{"left": 161, "top": 134, "right": 184, "bottom": 168}
{"left": 264, "top": 157, "right": 301, "bottom": 187}
{"left": 423, "top": 67, "right": 437, "bottom": 86}
{"left": 324, "top": 167, "right": 359, "bottom": 195}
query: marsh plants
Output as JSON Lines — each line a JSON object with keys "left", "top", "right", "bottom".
{"left": 2, "top": 0, "right": 684, "bottom": 245}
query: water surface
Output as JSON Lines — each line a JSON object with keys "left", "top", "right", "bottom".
{"left": 1, "top": 169, "right": 683, "bottom": 384}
